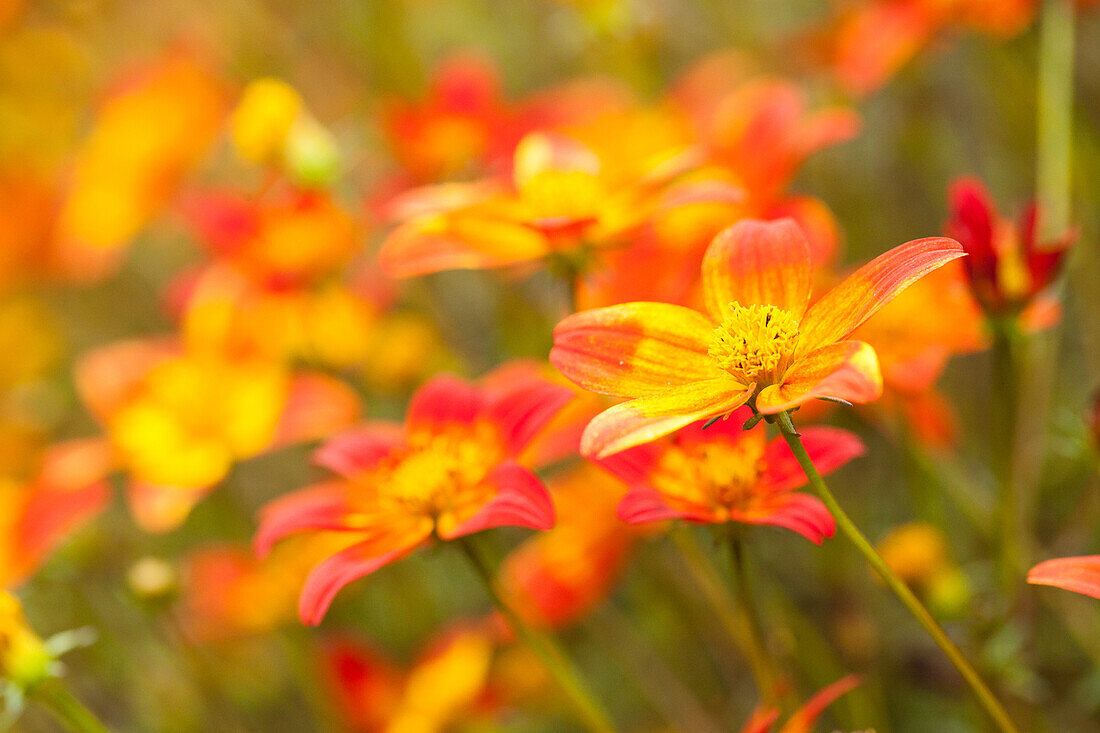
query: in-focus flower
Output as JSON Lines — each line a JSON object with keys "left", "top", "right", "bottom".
{"left": 320, "top": 626, "right": 497, "bottom": 733}
{"left": 1027, "top": 556, "right": 1100, "bottom": 600}
{"left": 499, "top": 464, "right": 637, "bottom": 628}
{"left": 946, "top": 176, "right": 1075, "bottom": 327}
{"left": 552, "top": 217, "right": 965, "bottom": 457}
{"left": 598, "top": 410, "right": 861, "bottom": 543}
{"left": 741, "top": 674, "right": 860, "bottom": 733}
{"left": 255, "top": 367, "right": 574, "bottom": 625}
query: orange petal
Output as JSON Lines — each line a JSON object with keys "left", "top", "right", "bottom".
{"left": 580, "top": 378, "right": 753, "bottom": 458}
{"left": 756, "top": 341, "right": 882, "bottom": 414}
{"left": 778, "top": 675, "right": 860, "bottom": 733}
{"left": 551, "top": 302, "right": 718, "bottom": 398}
{"left": 702, "top": 218, "right": 813, "bottom": 322}
{"left": 796, "top": 237, "right": 965, "bottom": 356}
{"left": 378, "top": 215, "right": 549, "bottom": 278}
{"left": 127, "top": 481, "right": 214, "bottom": 533}
{"left": 273, "top": 373, "right": 362, "bottom": 447}
{"left": 1027, "top": 556, "right": 1100, "bottom": 599}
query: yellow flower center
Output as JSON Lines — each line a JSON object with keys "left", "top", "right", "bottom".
{"left": 372, "top": 424, "right": 503, "bottom": 520}
{"left": 652, "top": 438, "right": 765, "bottom": 515}
{"left": 708, "top": 302, "right": 800, "bottom": 385}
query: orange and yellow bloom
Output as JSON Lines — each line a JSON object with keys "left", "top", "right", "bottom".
{"left": 255, "top": 366, "right": 574, "bottom": 625}
{"left": 597, "top": 409, "right": 861, "bottom": 543}
{"left": 551, "top": 217, "right": 965, "bottom": 457}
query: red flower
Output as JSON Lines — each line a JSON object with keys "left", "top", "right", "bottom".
{"left": 255, "top": 365, "right": 573, "bottom": 625}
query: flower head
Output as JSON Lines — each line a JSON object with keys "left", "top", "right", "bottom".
{"left": 946, "top": 176, "right": 1075, "bottom": 325}
{"left": 598, "top": 410, "right": 862, "bottom": 543}
{"left": 552, "top": 217, "right": 965, "bottom": 457}
{"left": 255, "top": 366, "right": 573, "bottom": 625}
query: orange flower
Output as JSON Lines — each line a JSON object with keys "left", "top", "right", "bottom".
{"left": 551, "top": 217, "right": 965, "bottom": 457}
{"left": 255, "top": 367, "right": 573, "bottom": 625}
{"left": 1027, "top": 556, "right": 1100, "bottom": 600}
{"left": 499, "top": 464, "right": 637, "bottom": 628}
{"left": 741, "top": 674, "right": 860, "bottom": 733}
{"left": 946, "top": 176, "right": 1075, "bottom": 327}
{"left": 320, "top": 626, "right": 496, "bottom": 733}
{"left": 598, "top": 409, "right": 862, "bottom": 543}
{"left": 75, "top": 339, "right": 360, "bottom": 531}
{"left": 379, "top": 129, "right": 740, "bottom": 278}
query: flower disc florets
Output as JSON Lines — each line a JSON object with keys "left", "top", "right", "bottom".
{"left": 708, "top": 302, "right": 800, "bottom": 385}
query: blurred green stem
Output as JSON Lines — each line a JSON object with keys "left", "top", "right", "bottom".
{"left": 727, "top": 532, "right": 780, "bottom": 707}
{"left": 1036, "top": 0, "right": 1075, "bottom": 238}
{"left": 30, "top": 680, "right": 109, "bottom": 733}
{"left": 777, "top": 411, "right": 1018, "bottom": 733}
{"left": 991, "top": 319, "right": 1024, "bottom": 598}
{"left": 456, "top": 537, "right": 615, "bottom": 733}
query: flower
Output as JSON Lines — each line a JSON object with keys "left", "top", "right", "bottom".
{"left": 946, "top": 176, "right": 1075, "bottom": 326}
{"left": 551, "top": 217, "right": 965, "bottom": 457}
{"left": 1027, "top": 556, "right": 1100, "bottom": 600}
{"left": 597, "top": 409, "right": 862, "bottom": 543}
{"left": 741, "top": 674, "right": 860, "bottom": 733}
{"left": 254, "top": 366, "right": 574, "bottom": 625}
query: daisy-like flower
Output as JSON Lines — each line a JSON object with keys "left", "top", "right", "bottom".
{"left": 254, "top": 366, "right": 573, "bottom": 625}
{"left": 551, "top": 217, "right": 965, "bottom": 457}
{"left": 596, "top": 409, "right": 862, "bottom": 543}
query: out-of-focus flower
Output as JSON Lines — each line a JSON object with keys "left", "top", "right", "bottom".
{"left": 741, "top": 674, "right": 860, "bottom": 733}
{"left": 946, "top": 176, "right": 1075, "bottom": 328}
{"left": 851, "top": 263, "right": 985, "bottom": 447}
{"left": 821, "top": 0, "right": 1034, "bottom": 96}
{"left": 598, "top": 409, "right": 861, "bottom": 543}
{"left": 500, "top": 464, "right": 636, "bottom": 628}
{"left": 53, "top": 51, "right": 224, "bottom": 280}
{"left": 231, "top": 78, "right": 339, "bottom": 187}
{"left": 878, "top": 522, "right": 970, "bottom": 614}
{"left": 0, "top": 440, "right": 111, "bottom": 589}
{"left": 378, "top": 127, "right": 741, "bottom": 278}
{"left": 382, "top": 54, "right": 509, "bottom": 183}
{"left": 320, "top": 626, "right": 496, "bottom": 733}
{"left": 1028, "top": 556, "right": 1100, "bottom": 600}
{"left": 74, "top": 340, "right": 359, "bottom": 531}
{"left": 0, "top": 592, "right": 52, "bottom": 690}
{"left": 551, "top": 217, "right": 964, "bottom": 457}
{"left": 255, "top": 366, "right": 574, "bottom": 625}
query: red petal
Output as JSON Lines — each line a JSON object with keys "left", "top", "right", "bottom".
{"left": 274, "top": 373, "right": 362, "bottom": 447}
{"left": 595, "top": 442, "right": 664, "bottom": 487}
{"left": 778, "top": 675, "right": 860, "bottom": 733}
{"left": 483, "top": 375, "right": 575, "bottom": 456}
{"left": 760, "top": 427, "right": 864, "bottom": 493}
{"left": 313, "top": 423, "right": 404, "bottom": 479}
{"left": 1027, "top": 556, "right": 1100, "bottom": 599}
{"left": 439, "top": 462, "right": 555, "bottom": 539}
{"left": 735, "top": 494, "right": 835, "bottom": 545}
{"left": 616, "top": 487, "right": 708, "bottom": 524}
{"left": 254, "top": 483, "right": 354, "bottom": 557}
{"left": 406, "top": 374, "right": 484, "bottom": 431}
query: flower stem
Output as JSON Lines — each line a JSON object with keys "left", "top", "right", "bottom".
{"left": 776, "top": 412, "right": 1018, "bottom": 733}
{"left": 1036, "top": 0, "right": 1075, "bottom": 239}
{"left": 991, "top": 319, "right": 1025, "bottom": 599}
{"left": 30, "top": 680, "right": 110, "bottom": 733}
{"left": 456, "top": 537, "right": 616, "bottom": 733}
{"left": 727, "top": 532, "right": 780, "bottom": 707}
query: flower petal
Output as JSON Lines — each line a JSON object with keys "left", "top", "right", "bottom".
{"left": 254, "top": 482, "right": 355, "bottom": 557}
{"left": 312, "top": 423, "right": 405, "bottom": 479}
{"left": 378, "top": 215, "right": 550, "bottom": 278}
{"left": 595, "top": 442, "right": 665, "bottom": 487}
{"left": 1027, "top": 556, "right": 1100, "bottom": 599}
{"left": 483, "top": 375, "right": 575, "bottom": 456}
{"left": 778, "top": 675, "right": 861, "bottom": 733}
{"left": 127, "top": 481, "right": 213, "bottom": 533}
{"left": 796, "top": 237, "right": 966, "bottom": 355}
{"left": 616, "top": 487, "right": 714, "bottom": 524}
{"left": 298, "top": 522, "right": 432, "bottom": 626}
{"left": 551, "top": 302, "right": 718, "bottom": 398}
{"left": 580, "top": 378, "right": 754, "bottom": 458}
{"left": 437, "top": 462, "right": 555, "bottom": 539}
{"left": 273, "top": 373, "right": 362, "bottom": 447}
{"left": 406, "top": 374, "right": 484, "bottom": 431}
{"left": 702, "top": 218, "right": 813, "bottom": 321}
{"left": 756, "top": 341, "right": 882, "bottom": 414}
{"left": 733, "top": 493, "right": 835, "bottom": 545}
{"left": 760, "top": 427, "right": 865, "bottom": 493}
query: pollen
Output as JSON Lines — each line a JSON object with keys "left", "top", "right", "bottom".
{"left": 651, "top": 438, "right": 766, "bottom": 514}
{"left": 708, "top": 302, "right": 800, "bottom": 385}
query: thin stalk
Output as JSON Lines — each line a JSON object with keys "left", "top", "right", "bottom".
{"left": 668, "top": 526, "right": 754, "bottom": 653}
{"left": 728, "top": 533, "right": 779, "bottom": 707}
{"left": 29, "top": 680, "right": 110, "bottom": 733}
{"left": 776, "top": 411, "right": 1018, "bottom": 733}
{"left": 1036, "top": 0, "right": 1075, "bottom": 239}
{"left": 456, "top": 538, "right": 615, "bottom": 733}
{"left": 991, "top": 319, "right": 1023, "bottom": 598}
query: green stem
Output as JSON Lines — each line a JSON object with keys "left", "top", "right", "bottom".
{"left": 30, "top": 680, "right": 110, "bottom": 733}
{"left": 1036, "top": 0, "right": 1075, "bottom": 238}
{"left": 776, "top": 412, "right": 1018, "bottom": 733}
{"left": 668, "top": 526, "right": 754, "bottom": 654}
{"left": 456, "top": 538, "right": 615, "bottom": 733}
{"left": 991, "top": 320, "right": 1023, "bottom": 598}
{"left": 728, "top": 533, "right": 779, "bottom": 707}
